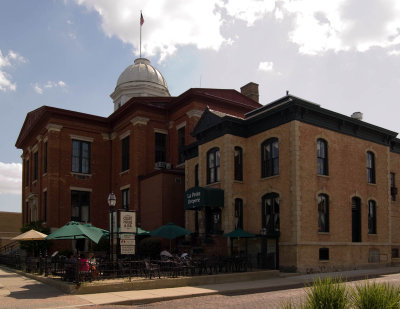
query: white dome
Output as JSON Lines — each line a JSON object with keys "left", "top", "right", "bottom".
{"left": 110, "top": 58, "right": 170, "bottom": 111}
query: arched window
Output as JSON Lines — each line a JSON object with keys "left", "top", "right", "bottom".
{"left": 261, "top": 138, "right": 279, "bottom": 178}
{"left": 235, "top": 198, "right": 243, "bottom": 229}
{"left": 318, "top": 194, "right": 329, "bottom": 232}
{"left": 262, "top": 193, "right": 280, "bottom": 234}
{"left": 317, "top": 139, "right": 328, "bottom": 175}
{"left": 367, "top": 151, "right": 376, "bottom": 184}
{"left": 207, "top": 147, "right": 220, "bottom": 184}
{"left": 234, "top": 147, "right": 243, "bottom": 181}
{"left": 352, "top": 197, "right": 362, "bottom": 242}
{"left": 368, "top": 200, "right": 377, "bottom": 234}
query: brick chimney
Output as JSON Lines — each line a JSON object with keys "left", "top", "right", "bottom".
{"left": 240, "top": 82, "right": 259, "bottom": 103}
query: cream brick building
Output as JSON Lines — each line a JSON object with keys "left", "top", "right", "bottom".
{"left": 184, "top": 95, "right": 400, "bottom": 272}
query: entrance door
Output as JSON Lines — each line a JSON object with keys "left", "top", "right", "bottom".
{"left": 259, "top": 237, "right": 278, "bottom": 269}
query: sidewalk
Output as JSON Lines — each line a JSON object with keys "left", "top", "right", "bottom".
{"left": 75, "top": 266, "right": 400, "bottom": 306}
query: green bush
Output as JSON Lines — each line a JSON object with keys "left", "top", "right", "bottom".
{"left": 281, "top": 277, "right": 400, "bottom": 309}
{"left": 303, "top": 277, "right": 349, "bottom": 309}
{"left": 351, "top": 281, "right": 400, "bottom": 309}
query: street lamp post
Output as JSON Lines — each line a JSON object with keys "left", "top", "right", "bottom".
{"left": 108, "top": 192, "right": 116, "bottom": 262}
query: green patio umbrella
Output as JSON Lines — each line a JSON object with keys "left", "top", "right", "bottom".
{"left": 46, "top": 221, "right": 104, "bottom": 244}
{"left": 224, "top": 228, "right": 256, "bottom": 238}
{"left": 83, "top": 223, "right": 109, "bottom": 237}
{"left": 150, "top": 222, "right": 191, "bottom": 250}
{"left": 136, "top": 227, "right": 150, "bottom": 235}
{"left": 224, "top": 228, "right": 256, "bottom": 255}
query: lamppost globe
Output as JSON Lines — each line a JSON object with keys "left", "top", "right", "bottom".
{"left": 108, "top": 192, "right": 116, "bottom": 207}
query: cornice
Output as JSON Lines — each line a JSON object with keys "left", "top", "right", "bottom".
{"left": 131, "top": 116, "right": 150, "bottom": 126}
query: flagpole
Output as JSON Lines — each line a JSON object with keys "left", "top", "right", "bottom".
{"left": 140, "top": 11, "right": 142, "bottom": 58}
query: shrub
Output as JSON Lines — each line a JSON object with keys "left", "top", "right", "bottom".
{"left": 351, "top": 281, "right": 400, "bottom": 309}
{"left": 303, "top": 277, "right": 349, "bottom": 309}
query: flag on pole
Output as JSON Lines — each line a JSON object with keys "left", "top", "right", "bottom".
{"left": 140, "top": 12, "right": 144, "bottom": 26}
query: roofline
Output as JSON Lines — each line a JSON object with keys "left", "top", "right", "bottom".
{"left": 16, "top": 106, "right": 109, "bottom": 148}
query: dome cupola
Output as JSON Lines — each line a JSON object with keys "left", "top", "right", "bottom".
{"left": 110, "top": 58, "right": 170, "bottom": 111}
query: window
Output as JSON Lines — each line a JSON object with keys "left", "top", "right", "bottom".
{"left": 195, "top": 164, "right": 199, "bottom": 186}
{"left": 71, "top": 190, "right": 90, "bottom": 222}
{"left": 392, "top": 248, "right": 399, "bottom": 258}
{"left": 352, "top": 197, "right": 362, "bottom": 242}
{"left": 234, "top": 147, "right": 243, "bottom": 181}
{"left": 207, "top": 147, "right": 220, "bottom": 184}
{"left": 261, "top": 138, "right": 279, "bottom": 178}
{"left": 25, "top": 202, "right": 29, "bottom": 223}
{"left": 72, "top": 140, "right": 91, "bottom": 174}
{"left": 235, "top": 198, "right": 243, "bottom": 229}
{"left": 367, "top": 151, "right": 375, "bottom": 184}
{"left": 319, "top": 248, "right": 329, "bottom": 261}
{"left": 368, "top": 200, "right": 377, "bottom": 234}
{"left": 30, "top": 203, "right": 38, "bottom": 222}
{"left": 262, "top": 193, "right": 280, "bottom": 234}
{"left": 33, "top": 152, "right": 38, "bottom": 181}
{"left": 318, "top": 194, "right": 329, "bottom": 233}
{"left": 178, "top": 127, "right": 185, "bottom": 164}
{"left": 121, "top": 136, "right": 130, "bottom": 171}
{"left": 205, "top": 207, "right": 221, "bottom": 234}
{"left": 155, "top": 133, "right": 167, "bottom": 163}
{"left": 122, "top": 188, "right": 129, "bottom": 210}
{"left": 25, "top": 160, "right": 29, "bottom": 186}
{"left": 391, "top": 173, "right": 397, "bottom": 201}
{"left": 44, "top": 142, "right": 48, "bottom": 174}
{"left": 317, "top": 139, "right": 328, "bottom": 175}
{"left": 43, "top": 191, "right": 47, "bottom": 222}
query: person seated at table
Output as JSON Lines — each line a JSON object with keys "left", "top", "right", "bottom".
{"left": 64, "top": 253, "right": 76, "bottom": 281}
{"left": 79, "top": 253, "right": 90, "bottom": 272}
{"left": 88, "top": 252, "right": 99, "bottom": 279}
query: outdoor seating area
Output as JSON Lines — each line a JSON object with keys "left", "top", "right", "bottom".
{"left": 0, "top": 251, "right": 254, "bottom": 284}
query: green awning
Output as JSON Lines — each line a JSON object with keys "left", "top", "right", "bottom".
{"left": 184, "top": 187, "right": 224, "bottom": 210}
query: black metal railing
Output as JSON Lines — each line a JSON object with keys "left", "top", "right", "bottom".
{"left": 0, "top": 253, "right": 254, "bottom": 284}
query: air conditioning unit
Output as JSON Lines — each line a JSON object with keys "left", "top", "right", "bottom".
{"left": 166, "top": 163, "right": 172, "bottom": 169}
{"left": 155, "top": 162, "right": 166, "bottom": 169}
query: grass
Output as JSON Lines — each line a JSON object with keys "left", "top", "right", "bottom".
{"left": 351, "top": 281, "right": 400, "bottom": 309}
{"left": 281, "top": 277, "right": 400, "bottom": 309}
{"left": 303, "top": 277, "right": 348, "bottom": 309}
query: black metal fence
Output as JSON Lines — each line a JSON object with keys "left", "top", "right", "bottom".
{"left": 0, "top": 253, "right": 253, "bottom": 284}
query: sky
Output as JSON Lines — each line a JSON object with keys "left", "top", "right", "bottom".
{"left": 1, "top": 0, "right": 400, "bottom": 213}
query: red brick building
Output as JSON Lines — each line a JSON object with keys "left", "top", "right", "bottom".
{"left": 15, "top": 58, "right": 261, "bottom": 239}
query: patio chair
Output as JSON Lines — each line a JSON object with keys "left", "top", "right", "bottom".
{"left": 144, "top": 260, "right": 160, "bottom": 279}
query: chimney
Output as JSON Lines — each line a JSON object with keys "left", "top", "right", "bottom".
{"left": 240, "top": 82, "right": 259, "bottom": 103}
{"left": 351, "top": 112, "right": 363, "bottom": 120}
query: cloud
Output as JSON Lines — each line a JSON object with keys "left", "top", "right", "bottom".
{"left": 33, "top": 80, "right": 67, "bottom": 94}
{"left": 258, "top": 61, "right": 274, "bottom": 72}
{"left": 33, "top": 83, "right": 43, "bottom": 94}
{"left": 217, "top": 0, "right": 276, "bottom": 26}
{"left": 75, "top": 0, "right": 227, "bottom": 61}
{"left": 0, "top": 50, "right": 25, "bottom": 92}
{"left": 73, "top": 0, "right": 400, "bottom": 61}
{"left": 282, "top": 0, "right": 400, "bottom": 55}
{"left": 0, "top": 162, "right": 22, "bottom": 195}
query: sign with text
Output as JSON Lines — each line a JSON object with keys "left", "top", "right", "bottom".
{"left": 120, "top": 211, "right": 136, "bottom": 233}
{"left": 120, "top": 245, "right": 135, "bottom": 255}
{"left": 120, "top": 239, "right": 135, "bottom": 246}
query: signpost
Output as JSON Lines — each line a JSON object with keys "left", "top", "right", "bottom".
{"left": 119, "top": 211, "right": 136, "bottom": 255}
